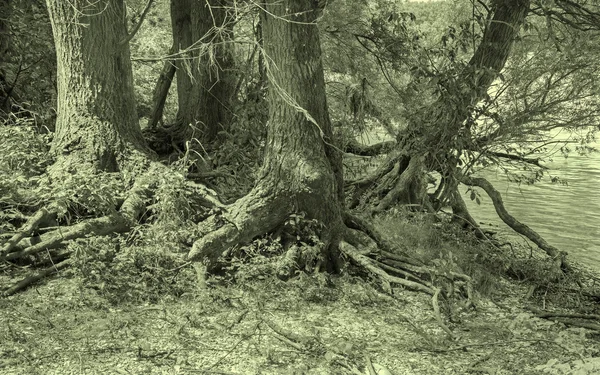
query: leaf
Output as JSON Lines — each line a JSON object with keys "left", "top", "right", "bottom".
{"left": 470, "top": 191, "right": 476, "bottom": 201}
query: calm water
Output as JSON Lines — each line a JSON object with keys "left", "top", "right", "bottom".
{"left": 358, "top": 130, "right": 600, "bottom": 269}
{"left": 461, "top": 140, "right": 600, "bottom": 270}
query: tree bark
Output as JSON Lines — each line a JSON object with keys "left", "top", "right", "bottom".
{"left": 0, "top": 0, "right": 11, "bottom": 114}
{"left": 46, "top": 0, "right": 148, "bottom": 171}
{"left": 188, "top": 0, "right": 345, "bottom": 271}
{"left": 146, "top": 45, "right": 176, "bottom": 130}
{"left": 170, "top": 0, "right": 235, "bottom": 145}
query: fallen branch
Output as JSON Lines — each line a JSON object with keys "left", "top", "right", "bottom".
{"left": 262, "top": 316, "right": 315, "bottom": 351}
{"left": 2, "top": 258, "right": 71, "bottom": 297}
{"left": 1, "top": 208, "right": 55, "bottom": 256}
{"left": 460, "top": 174, "right": 569, "bottom": 270}
{"left": 3, "top": 214, "right": 130, "bottom": 261}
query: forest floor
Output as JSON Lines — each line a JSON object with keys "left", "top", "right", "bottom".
{"left": 1, "top": 214, "right": 600, "bottom": 375}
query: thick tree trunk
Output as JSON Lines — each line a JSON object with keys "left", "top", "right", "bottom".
{"left": 188, "top": 0, "right": 345, "bottom": 271}
{"left": 170, "top": 0, "right": 235, "bottom": 146}
{"left": 46, "top": 0, "right": 148, "bottom": 171}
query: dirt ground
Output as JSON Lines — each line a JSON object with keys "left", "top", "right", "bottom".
{"left": 2, "top": 263, "right": 600, "bottom": 375}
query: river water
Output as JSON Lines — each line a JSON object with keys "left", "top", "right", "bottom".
{"left": 357, "top": 130, "right": 600, "bottom": 269}
{"left": 461, "top": 136, "right": 600, "bottom": 270}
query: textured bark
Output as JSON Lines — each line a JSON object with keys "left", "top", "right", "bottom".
{"left": 46, "top": 0, "right": 148, "bottom": 171}
{"left": 0, "top": 0, "right": 11, "bottom": 113}
{"left": 188, "top": 0, "right": 344, "bottom": 270}
{"left": 467, "top": 0, "right": 531, "bottom": 91}
{"left": 170, "top": 0, "right": 235, "bottom": 145}
{"left": 406, "top": 0, "right": 531, "bottom": 153}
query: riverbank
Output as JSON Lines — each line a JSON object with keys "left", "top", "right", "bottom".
{"left": 1, "top": 212, "right": 600, "bottom": 375}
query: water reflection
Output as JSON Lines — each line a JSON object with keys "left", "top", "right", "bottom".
{"left": 462, "top": 143, "right": 600, "bottom": 269}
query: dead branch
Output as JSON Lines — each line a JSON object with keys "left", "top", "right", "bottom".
{"left": 486, "top": 151, "right": 548, "bottom": 169}
{"left": 2, "top": 258, "right": 71, "bottom": 297}
{"left": 460, "top": 174, "right": 569, "bottom": 270}
{"left": 526, "top": 306, "right": 600, "bottom": 321}
{"left": 432, "top": 288, "right": 454, "bottom": 338}
{"left": 3, "top": 214, "right": 130, "bottom": 261}
{"left": 146, "top": 44, "right": 176, "bottom": 130}
{"left": 261, "top": 315, "right": 315, "bottom": 351}
{"left": 1, "top": 208, "right": 55, "bottom": 256}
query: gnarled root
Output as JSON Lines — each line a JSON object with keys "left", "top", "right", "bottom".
{"left": 340, "top": 212, "right": 474, "bottom": 335}
{"left": 1, "top": 166, "right": 223, "bottom": 295}
{"left": 347, "top": 154, "right": 431, "bottom": 214}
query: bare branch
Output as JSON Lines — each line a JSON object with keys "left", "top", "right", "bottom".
{"left": 119, "top": 0, "right": 155, "bottom": 46}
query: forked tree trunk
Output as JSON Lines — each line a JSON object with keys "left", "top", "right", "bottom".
{"left": 188, "top": 0, "right": 345, "bottom": 271}
{"left": 46, "top": 0, "right": 148, "bottom": 171}
{"left": 170, "top": 0, "right": 235, "bottom": 145}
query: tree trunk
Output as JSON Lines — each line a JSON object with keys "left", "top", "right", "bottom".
{"left": 146, "top": 44, "right": 176, "bottom": 130}
{"left": 188, "top": 0, "right": 345, "bottom": 271}
{"left": 46, "top": 0, "right": 148, "bottom": 171}
{"left": 360, "top": 0, "right": 530, "bottom": 212}
{"left": 0, "top": 0, "right": 11, "bottom": 114}
{"left": 170, "top": 0, "right": 235, "bottom": 146}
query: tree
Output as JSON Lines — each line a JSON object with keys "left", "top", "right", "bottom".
{"left": 187, "top": 0, "right": 345, "bottom": 271}
{"left": 187, "top": 0, "right": 453, "bottom": 305}
{"left": 0, "top": 0, "right": 475, "bottom": 307}
{"left": 169, "top": 0, "right": 235, "bottom": 146}
{"left": 45, "top": 0, "right": 148, "bottom": 172}
{"left": 2, "top": 0, "right": 223, "bottom": 295}
{"left": 0, "top": 0, "right": 11, "bottom": 114}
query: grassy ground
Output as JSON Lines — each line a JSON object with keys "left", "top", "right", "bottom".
{"left": 1, "top": 213, "right": 600, "bottom": 375}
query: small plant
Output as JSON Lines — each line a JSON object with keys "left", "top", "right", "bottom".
{"left": 70, "top": 235, "right": 195, "bottom": 305}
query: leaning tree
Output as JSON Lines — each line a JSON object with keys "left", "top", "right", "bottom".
{"left": 338, "top": 0, "right": 600, "bottom": 271}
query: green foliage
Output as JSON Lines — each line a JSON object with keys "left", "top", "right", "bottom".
{"left": 3, "top": 0, "right": 56, "bottom": 122}
{"left": 70, "top": 236, "right": 195, "bottom": 305}
{"left": 0, "top": 119, "right": 52, "bottom": 210}
{"left": 37, "top": 170, "right": 125, "bottom": 219}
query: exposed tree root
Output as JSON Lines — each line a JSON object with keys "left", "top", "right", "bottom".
{"left": 3, "top": 214, "right": 130, "bottom": 261}
{"left": 1, "top": 163, "right": 224, "bottom": 295}
{"left": 187, "top": 190, "right": 293, "bottom": 268}
{"left": 526, "top": 306, "right": 600, "bottom": 332}
{"left": 2, "top": 258, "right": 71, "bottom": 297}
{"left": 338, "top": 240, "right": 433, "bottom": 295}
{"left": 0, "top": 207, "right": 55, "bottom": 256}
{"left": 460, "top": 175, "right": 570, "bottom": 271}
